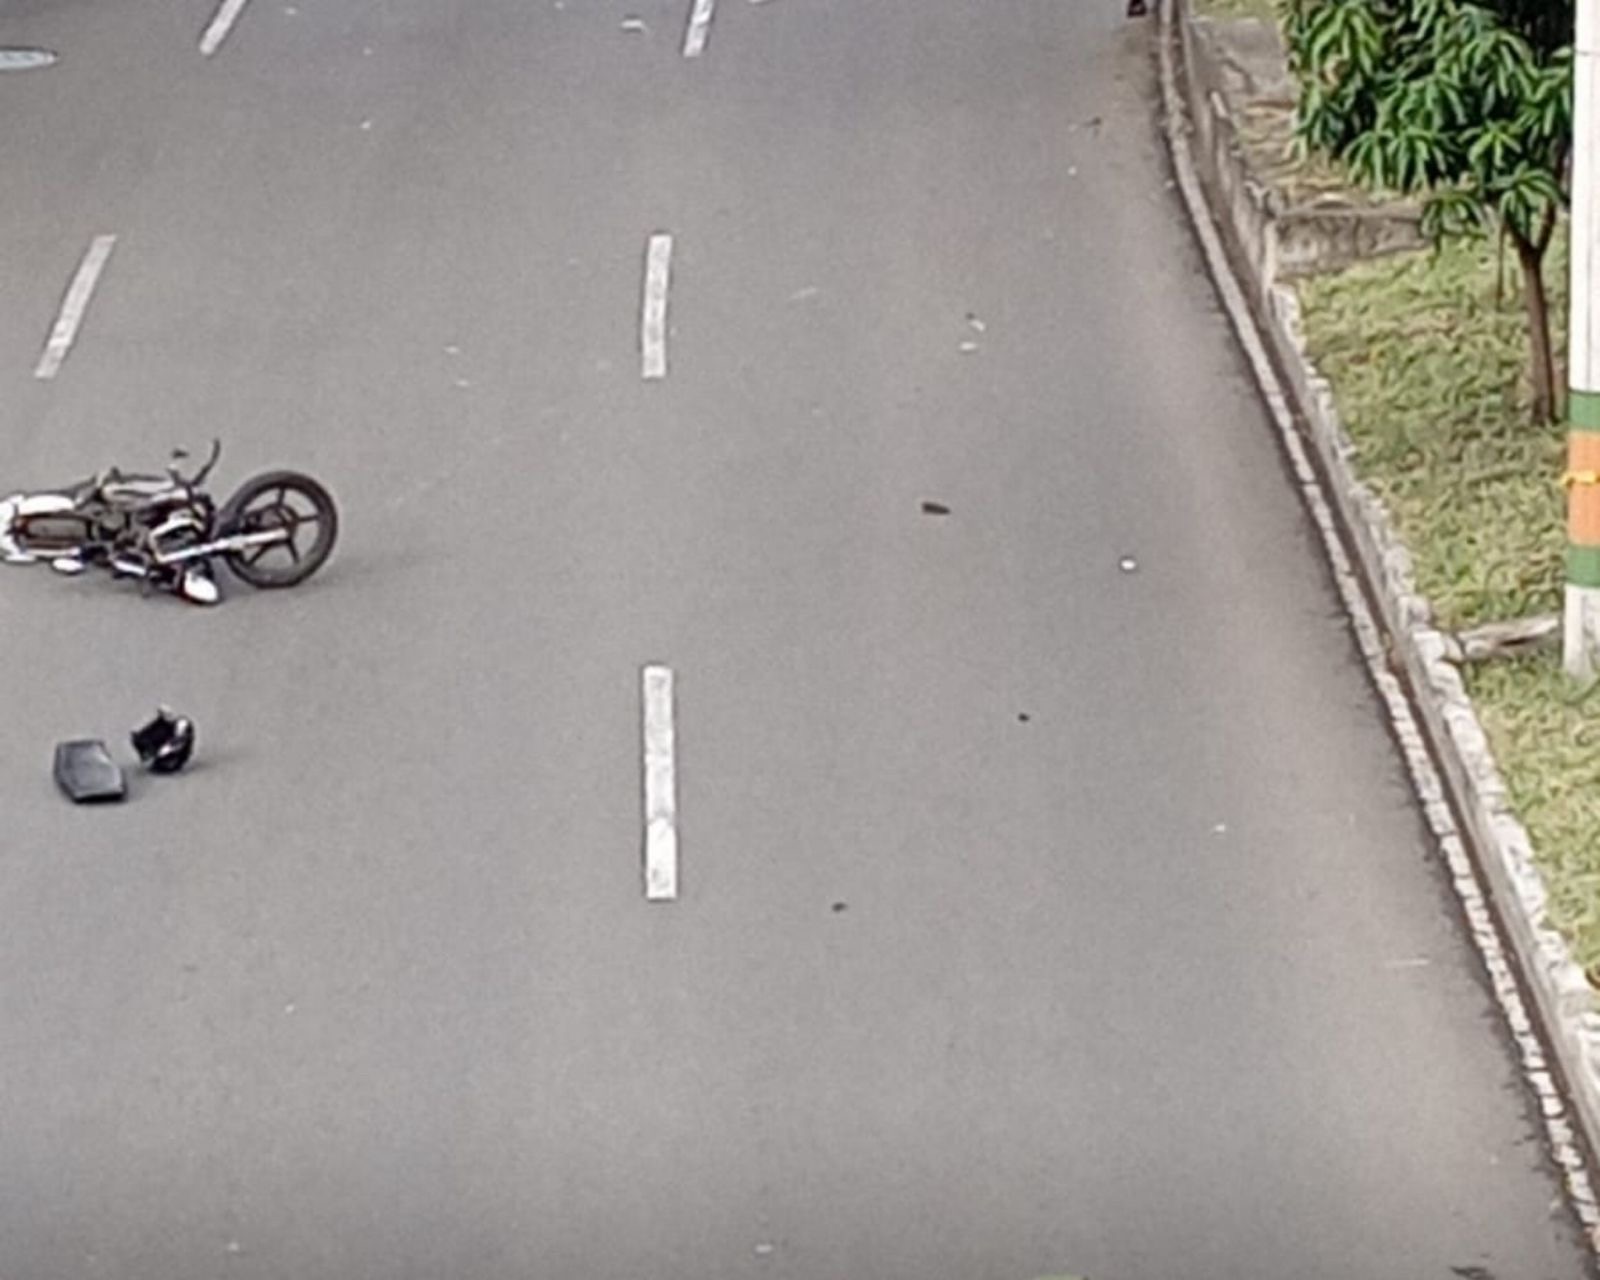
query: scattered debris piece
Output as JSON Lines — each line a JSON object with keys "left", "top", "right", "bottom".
{"left": 966, "top": 312, "right": 986, "bottom": 333}
{"left": 359, "top": 119, "right": 373, "bottom": 131}
{"left": 788, "top": 286, "right": 820, "bottom": 302}
{"left": 921, "top": 501, "right": 950, "bottom": 516}
{"left": 1018, "top": 713, "right": 1031, "bottom": 723}
{"left": 445, "top": 345, "right": 461, "bottom": 356}
{"left": 54, "top": 740, "right": 126, "bottom": 804}
{"left": 621, "top": 16, "right": 648, "bottom": 31}
{"left": 755, "top": 1242, "right": 776, "bottom": 1255}
{"left": 1212, "top": 822, "right": 1227, "bottom": 834}
{"left": 1118, "top": 556, "right": 1138, "bottom": 573}
{"left": 132, "top": 708, "right": 196, "bottom": 774}
{"left": 831, "top": 902, "right": 848, "bottom": 913}
{"left": 958, "top": 340, "right": 980, "bottom": 353}
{"left": 1441, "top": 614, "right": 1559, "bottom": 665}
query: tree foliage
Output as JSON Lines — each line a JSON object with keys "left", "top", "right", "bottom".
{"left": 1281, "top": 0, "right": 1573, "bottom": 420}
{"left": 1480, "top": 0, "right": 1573, "bottom": 58}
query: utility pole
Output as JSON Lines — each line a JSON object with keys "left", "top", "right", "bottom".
{"left": 1565, "top": 0, "right": 1600, "bottom": 682}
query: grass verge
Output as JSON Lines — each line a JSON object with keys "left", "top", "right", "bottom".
{"left": 1295, "top": 232, "right": 1600, "bottom": 973}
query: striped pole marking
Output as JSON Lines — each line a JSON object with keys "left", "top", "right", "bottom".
{"left": 1565, "top": 0, "right": 1600, "bottom": 679}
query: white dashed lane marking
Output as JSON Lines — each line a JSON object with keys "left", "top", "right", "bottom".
{"left": 642, "top": 665, "right": 678, "bottom": 902}
{"left": 34, "top": 234, "right": 117, "bottom": 381}
{"left": 683, "top": 0, "right": 716, "bottom": 57}
{"left": 641, "top": 233, "right": 673, "bottom": 381}
{"left": 199, "top": 0, "right": 252, "bottom": 56}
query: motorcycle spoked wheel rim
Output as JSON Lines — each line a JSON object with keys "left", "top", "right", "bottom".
{"left": 221, "top": 475, "right": 337, "bottom": 588}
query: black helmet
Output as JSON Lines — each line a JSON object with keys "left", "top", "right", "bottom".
{"left": 131, "top": 708, "right": 195, "bottom": 774}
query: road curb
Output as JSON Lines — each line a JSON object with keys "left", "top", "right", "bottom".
{"left": 1156, "top": 0, "right": 1600, "bottom": 1250}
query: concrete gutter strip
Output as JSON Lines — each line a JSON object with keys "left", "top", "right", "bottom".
{"left": 1158, "top": 0, "right": 1600, "bottom": 1248}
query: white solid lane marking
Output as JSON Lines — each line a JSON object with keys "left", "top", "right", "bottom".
{"left": 641, "top": 233, "right": 673, "bottom": 380}
{"left": 683, "top": 0, "right": 715, "bottom": 57}
{"left": 34, "top": 235, "right": 117, "bottom": 381}
{"left": 642, "top": 665, "right": 678, "bottom": 901}
{"left": 199, "top": 0, "right": 252, "bottom": 56}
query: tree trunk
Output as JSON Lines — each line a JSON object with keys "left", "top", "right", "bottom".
{"left": 1511, "top": 226, "right": 1557, "bottom": 424}
{"left": 1497, "top": 222, "right": 1508, "bottom": 308}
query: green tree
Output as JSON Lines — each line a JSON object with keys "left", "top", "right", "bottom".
{"left": 1282, "top": 0, "right": 1573, "bottom": 422}
{"left": 1480, "top": 0, "right": 1572, "bottom": 58}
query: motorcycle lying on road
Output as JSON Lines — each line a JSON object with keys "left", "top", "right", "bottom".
{"left": 0, "top": 440, "right": 337, "bottom": 605}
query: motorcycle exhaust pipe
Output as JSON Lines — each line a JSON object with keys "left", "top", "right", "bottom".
{"left": 152, "top": 528, "right": 289, "bottom": 566}
{"left": 110, "top": 555, "right": 150, "bottom": 579}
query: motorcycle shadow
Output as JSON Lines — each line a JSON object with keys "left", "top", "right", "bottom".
{"left": 150, "top": 743, "right": 242, "bottom": 779}
{"left": 255, "top": 542, "right": 451, "bottom": 598}
{"left": 3, "top": 540, "right": 432, "bottom": 609}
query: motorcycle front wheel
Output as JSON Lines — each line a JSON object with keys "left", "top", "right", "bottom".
{"left": 218, "top": 470, "right": 338, "bottom": 588}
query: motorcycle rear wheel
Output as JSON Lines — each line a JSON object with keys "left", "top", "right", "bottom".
{"left": 218, "top": 470, "right": 338, "bottom": 588}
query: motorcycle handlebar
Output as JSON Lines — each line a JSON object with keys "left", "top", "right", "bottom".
{"left": 166, "top": 439, "right": 222, "bottom": 487}
{"left": 192, "top": 438, "right": 221, "bottom": 487}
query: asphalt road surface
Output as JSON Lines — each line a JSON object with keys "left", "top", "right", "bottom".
{"left": 0, "top": 2, "right": 1593, "bottom": 1278}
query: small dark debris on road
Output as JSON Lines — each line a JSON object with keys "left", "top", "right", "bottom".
{"left": 53, "top": 708, "right": 198, "bottom": 803}
{"left": 54, "top": 740, "right": 126, "bottom": 804}
{"left": 132, "top": 708, "right": 196, "bottom": 774}
{"left": 921, "top": 501, "right": 950, "bottom": 516}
